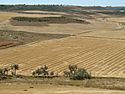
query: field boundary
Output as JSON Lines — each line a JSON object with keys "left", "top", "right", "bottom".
{"left": 0, "top": 77, "right": 125, "bottom": 91}
{"left": 80, "top": 35, "right": 125, "bottom": 41}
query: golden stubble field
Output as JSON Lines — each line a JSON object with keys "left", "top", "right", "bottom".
{"left": 0, "top": 10, "right": 125, "bottom": 78}
{"left": 0, "top": 9, "right": 125, "bottom": 94}
{"left": 107, "top": 17, "right": 125, "bottom": 23}
{"left": 0, "top": 11, "right": 117, "bottom": 34}
{"left": 0, "top": 11, "right": 89, "bottom": 34}
{"left": 0, "top": 36, "right": 125, "bottom": 78}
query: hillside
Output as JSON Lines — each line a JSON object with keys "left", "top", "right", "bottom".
{"left": 0, "top": 5, "right": 125, "bottom": 78}
{"left": 0, "top": 36, "right": 125, "bottom": 78}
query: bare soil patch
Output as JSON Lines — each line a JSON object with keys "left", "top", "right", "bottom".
{"left": 0, "top": 40, "right": 20, "bottom": 49}
{"left": 0, "top": 30, "right": 70, "bottom": 49}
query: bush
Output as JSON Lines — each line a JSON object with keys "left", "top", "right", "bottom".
{"left": 64, "top": 65, "right": 91, "bottom": 80}
{"left": 71, "top": 68, "right": 91, "bottom": 80}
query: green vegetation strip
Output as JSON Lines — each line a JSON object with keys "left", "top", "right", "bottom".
{"left": 10, "top": 16, "right": 89, "bottom": 24}
{"left": 99, "top": 11, "right": 125, "bottom": 16}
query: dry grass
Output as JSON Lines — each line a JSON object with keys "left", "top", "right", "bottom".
{"left": 0, "top": 11, "right": 118, "bottom": 35}
{"left": 21, "top": 10, "right": 68, "bottom": 15}
{"left": 0, "top": 11, "right": 90, "bottom": 34}
{"left": 16, "top": 13, "right": 61, "bottom": 18}
{"left": 107, "top": 17, "right": 125, "bottom": 23}
{"left": 0, "top": 11, "right": 61, "bottom": 23}
{"left": 0, "top": 83, "right": 124, "bottom": 94}
{"left": 0, "top": 12, "right": 18, "bottom": 23}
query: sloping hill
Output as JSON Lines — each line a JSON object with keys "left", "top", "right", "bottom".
{"left": 0, "top": 36, "right": 125, "bottom": 78}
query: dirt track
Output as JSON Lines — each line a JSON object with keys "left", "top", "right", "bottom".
{"left": 0, "top": 83, "right": 125, "bottom": 94}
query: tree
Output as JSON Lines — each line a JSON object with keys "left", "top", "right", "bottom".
{"left": 71, "top": 68, "right": 91, "bottom": 80}
{"left": 68, "top": 64, "right": 77, "bottom": 74}
{"left": 0, "top": 68, "right": 4, "bottom": 77}
{"left": 3, "top": 67, "right": 9, "bottom": 76}
{"left": 32, "top": 71, "right": 36, "bottom": 77}
{"left": 64, "top": 70, "right": 70, "bottom": 77}
{"left": 32, "top": 65, "right": 49, "bottom": 77}
{"left": 50, "top": 71, "right": 54, "bottom": 76}
{"left": 64, "top": 64, "right": 91, "bottom": 80}
{"left": 10, "top": 64, "right": 19, "bottom": 76}
{"left": 0, "top": 68, "right": 9, "bottom": 79}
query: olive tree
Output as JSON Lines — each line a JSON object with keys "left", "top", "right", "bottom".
{"left": 64, "top": 64, "right": 91, "bottom": 80}
{"left": 10, "top": 64, "right": 19, "bottom": 76}
{"left": 32, "top": 65, "right": 49, "bottom": 77}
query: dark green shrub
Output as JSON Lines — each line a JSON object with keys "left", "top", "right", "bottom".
{"left": 64, "top": 65, "right": 91, "bottom": 80}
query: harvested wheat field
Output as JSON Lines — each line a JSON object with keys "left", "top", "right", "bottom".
{"left": 0, "top": 4, "right": 125, "bottom": 93}
{"left": 21, "top": 10, "right": 68, "bottom": 15}
{"left": 0, "top": 11, "right": 90, "bottom": 34}
{"left": 0, "top": 11, "right": 61, "bottom": 20}
{"left": 0, "top": 7, "right": 125, "bottom": 78}
{"left": 0, "top": 36, "right": 125, "bottom": 78}
{"left": 107, "top": 17, "right": 125, "bottom": 23}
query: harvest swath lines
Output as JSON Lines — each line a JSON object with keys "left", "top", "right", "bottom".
{"left": 56, "top": 45, "right": 125, "bottom": 75}
{"left": 21, "top": 39, "right": 106, "bottom": 73}
{"left": 0, "top": 37, "right": 125, "bottom": 77}
{"left": 18, "top": 39, "right": 101, "bottom": 66}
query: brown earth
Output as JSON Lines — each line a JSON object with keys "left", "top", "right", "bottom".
{"left": 0, "top": 30, "right": 70, "bottom": 49}
{"left": 0, "top": 40, "right": 20, "bottom": 49}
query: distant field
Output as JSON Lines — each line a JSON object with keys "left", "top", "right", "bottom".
{"left": 0, "top": 11, "right": 61, "bottom": 23}
{"left": 0, "top": 12, "right": 17, "bottom": 23}
{"left": 106, "top": 17, "right": 125, "bottom": 29}
{"left": 107, "top": 17, "right": 125, "bottom": 23}
{"left": 18, "top": 10, "right": 68, "bottom": 15}
{"left": 0, "top": 11, "right": 92, "bottom": 34}
{"left": 10, "top": 16, "right": 89, "bottom": 26}
{"left": 98, "top": 11, "right": 125, "bottom": 16}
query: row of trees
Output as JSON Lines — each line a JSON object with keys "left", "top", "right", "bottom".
{"left": 32, "top": 65, "right": 55, "bottom": 77}
{"left": 0, "top": 64, "right": 19, "bottom": 79}
{"left": 32, "top": 64, "right": 91, "bottom": 80}
{"left": 0, "top": 5, "right": 65, "bottom": 12}
{"left": 0, "top": 64, "right": 91, "bottom": 80}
